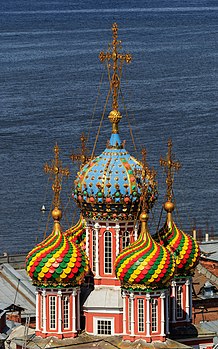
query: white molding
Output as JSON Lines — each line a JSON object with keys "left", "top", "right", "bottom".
{"left": 83, "top": 307, "right": 123, "bottom": 314}
{"left": 93, "top": 316, "right": 115, "bottom": 336}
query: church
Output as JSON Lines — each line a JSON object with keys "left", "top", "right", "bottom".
{"left": 23, "top": 23, "right": 213, "bottom": 349}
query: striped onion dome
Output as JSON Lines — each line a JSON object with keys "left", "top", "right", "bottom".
{"left": 26, "top": 208, "right": 89, "bottom": 287}
{"left": 65, "top": 215, "right": 86, "bottom": 245}
{"left": 115, "top": 212, "right": 175, "bottom": 290}
{"left": 154, "top": 201, "right": 200, "bottom": 275}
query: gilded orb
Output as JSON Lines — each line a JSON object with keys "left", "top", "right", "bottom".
{"left": 52, "top": 207, "right": 62, "bottom": 221}
{"left": 140, "top": 212, "right": 149, "bottom": 222}
{"left": 164, "top": 201, "right": 175, "bottom": 213}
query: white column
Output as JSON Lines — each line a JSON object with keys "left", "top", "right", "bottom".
{"left": 115, "top": 224, "right": 120, "bottom": 256}
{"left": 72, "top": 290, "right": 77, "bottom": 333}
{"left": 165, "top": 291, "right": 169, "bottom": 334}
{"left": 122, "top": 291, "right": 127, "bottom": 334}
{"left": 94, "top": 223, "right": 100, "bottom": 277}
{"left": 130, "top": 292, "right": 135, "bottom": 336}
{"left": 171, "top": 280, "right": 176, "bottom": 323}
{"left": 146, "top": 293, "right": 151, "bottom": 339}
{"left": 185, "top": 279, "right": 190, "bottom": 322}
{"left": 160, "top": 292, "right": 165, "bottom": 336}
{"left": 134, "top": 223, "right": 138, "bottom": 241}
{"left": 77, "top": 289, "right": 81, "bottom": 331}
{"left": 57, "top": 290, "right": 62, "bottom": 334}
{"left": 189, "top": 278, "right": 192, "bottom": 321}
{"left": 35, "top": 290, "right": 39, "bottom": 331}
{"left": 42, "top": 290, "right": 47, "bottom": 333}
{"left": 85, "top": 225, "right": 89, "bottom": 256}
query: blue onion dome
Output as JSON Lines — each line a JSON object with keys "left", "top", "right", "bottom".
{"left": 73, "top": 23, "right": 158, "bottom": 220}
{"left": 73, "top": 131, "right": 158, "bottom": 221}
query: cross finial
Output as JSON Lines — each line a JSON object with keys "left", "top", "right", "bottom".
{"left": 70, "top": 133, "right": 90, "bottom": 169}
{"left": 160, "top": 139, "right": 181, "bottom": 202}
{"left": 44, "top": 144, "right": 70, "bottom": 208}
{"left": 135, "top": 148, "right": 157, "bottom": 213}
{"left": 99, "top": 23, "right": 131, "bottom": 133}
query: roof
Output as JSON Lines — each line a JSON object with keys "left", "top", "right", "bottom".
{"left": 83, "top": 286, "right": 123, "bottom": 309}
{"left": 200, "top": 241, "right": 218, "bottom": 262}
{"left": 0, "top": 264, "right": 35, "bottom": 317}
{"left": 8, "top": 325, "right": 193, "bottom": 349}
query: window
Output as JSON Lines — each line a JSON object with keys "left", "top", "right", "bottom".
{"left": 122, "top": 231, "right": 130, "bottom": 249}
{"left": 151, "top": 299, "right": 158, "bottom": 332}
{"left": 49, "top": 296, "right": 56, "bottom": 329}
{"left": 63, "top": 296, "right": 69, "bottom": 329}
{"left": 97, "top": 320, "right": 112, "bottom": 335}
{"left": 104, "top": 231, "right": 112, "bottom": 273}
{"left": 128, "top": 298, "right": 132, "bottom": 331}
{"left": 138, "top": 299, "right": 144, "bottom": 332}
{"left": 176, "top": 286, "right": 183, "bottom": 318}
{"left": 92, "top": 229, "right": 96, "bottom": 272}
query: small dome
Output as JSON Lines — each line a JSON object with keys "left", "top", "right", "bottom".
{"left": 115, "top": 214, "right": 175, "bottom": 290}
{"left": 26, "top": 219, "right": 89, "bottom": 287}
{"left": 73, "top": 141, "right": 157, "bottom": 221}
{"left": 154, "top": 220, "right": 200, "bottom": 275}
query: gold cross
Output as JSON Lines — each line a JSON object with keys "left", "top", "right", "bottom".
{"left": 44, "top": 144, "right": 70, "bottom": 208}
{"left": 135, "top": 148, "right": 157, "bottom": 212}
{"left": 70, "top": 133, "right": 90, "bottom": 169}
{"left": 99, "top": 23, "right": 131, "bottom": 112}
{"left": 160, "top": 139, "right": 181, "bottom": 202}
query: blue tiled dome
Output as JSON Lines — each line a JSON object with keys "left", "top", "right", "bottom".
{"left": 73, "top": 132, "right": 157, "bottom": 221}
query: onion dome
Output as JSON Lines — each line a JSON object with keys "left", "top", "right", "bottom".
{"left": 115, "top": 212, "right": 175, "bottom": 290}
{"left": 26, "top": 207, "right": 89, "bottom": 287}
{"left": 73, "top": 141, "right": 157, "bottom": 221}
{"left": 154, "top": 202, "right": 200, "bottom": 275}
{"left": 65, "top": 215, "right": 86, "bottom": 246}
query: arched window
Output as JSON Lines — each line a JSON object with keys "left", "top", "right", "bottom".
{"left": 104, "top": 231, "right": 112, "bottom": 274}
{"left": 49, "top": 296, "right": 56, "bottom": 329}
{"left": 122, "top": 231, "right": 130, "bottom": 249}
{"left": 176, "top": 286, "right": 183, "bottom": 318}
{"left": 92, "top": 229, "right": 96, "bottom": 272}
{"left": 138, "top": 298, "right": 144, "bottom": 332}
{"left": 151, "top": 299, "right": 158, "bottom": 332}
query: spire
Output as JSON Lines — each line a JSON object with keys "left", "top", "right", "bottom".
{"left": 99, "top": 23, "right": 131, "bottom": 135}
{"left": 44, "top": 144, "right": 69, "bottom": 228}
{"left": 160, "top": 139, "right": 181, "bottom": 222}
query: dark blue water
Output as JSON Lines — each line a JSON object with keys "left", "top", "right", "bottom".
{"left": 0, "top": 0, "right": 217, "bottom": 254}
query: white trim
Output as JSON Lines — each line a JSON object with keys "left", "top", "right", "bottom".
{"left": 151, "top": 298, "right": 158, "bottom": 333}
{"left": 35, "top": 291, "right": 39, "bottom": 332}
{"left": 85, "top": 226, "right": 89, "bottom": 257}
{"left": 185, "top": 279, "right": 190, "bottom": 322}
{"left": 130, "top": 292, "right": 135, "bottom": 336}
{"left": 72, "top": 290, "right": 77, "bottom": 333}
{"left": 83, "top": 308, "right": 123, "bottom": 314}
{"left": 171, "top": 280, "right": 176, "bottom": 323}
{"left": 115, "top": 224, "right": 120, "bottom": 256}
{"left": 122, "top": 291, "right": 127, "bottom": 335}
{"left": 160, "top": 293, "right": 165, "bottom": 336}
{"left": 137, "top": 298, "right": 145, "bottom": 333}
{"left": 63, "top": 295, "right": 70, "bottom": 330}
{"left": 57, "top": 290, "right": 62, "bottom": 334}
{"left": 49, "top": 295, "right": 57, "bottom": 330}
{"left": 93, "top": 316, "right": 115, "bottom": 336}
{"left": 146, "top": 293, "right": 151, "bottom": 338}
{"left": 42, "top": 290, "right": 47, "bottom": 333}
{"left": 176, "top": 285, "right": 183, "bottom": 319}
{"left": 104, "top": 231, "right": 112, "bottom": 274}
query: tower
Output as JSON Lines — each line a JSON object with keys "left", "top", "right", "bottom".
{"left": 26, "top": 145, "right": 89, "bottom": 338}
{"left": 115, "top": 160, "right": 175, "bottom": 343}
{"left": 73, "top": 23, "right": 157, "bottom": 336}
{"left": 154, "top": 139, "right": 200, "bottom": 328}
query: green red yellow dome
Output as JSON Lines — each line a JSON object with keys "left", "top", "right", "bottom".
{"left": 155, "top": 220, "right": 200, "bottom": 275}
{"left": 115, "top": 213, "right": 175, "bottom": 290}
{"left": 26, "top": 215, "right": 89, "bottom": 287}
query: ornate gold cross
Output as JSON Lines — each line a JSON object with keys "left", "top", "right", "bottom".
{"left": 70, "top": 133, "right": 90, "bottom": 168}
{"left": 160, "top": 139, "right": 181, "bottom": 201}
{"left": 99, "top": 22, "right": 131, "bottom": 112}
{"left": 44, "top": 144, "right": 70, "bottom": 208}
